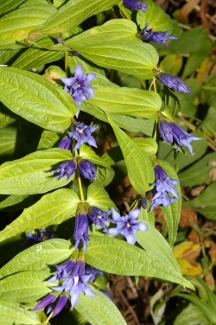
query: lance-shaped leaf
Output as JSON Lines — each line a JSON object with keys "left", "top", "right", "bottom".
{"left": 88, "top": 88, "right": 161, "bottom": 119}
{"left": 87, "top": 182, "right": 116, "bottom": 211}
{"left": 0, "top": 239, "right": 72, "bottom": 278}
{"left": 79, "top": 144, "right": 110, "bottom": 168}
{"left": 0, "top": 271, "right": 52, "bottom": 303}
{"left": 29, "top": 0, "right": 121, "bottom": 37}
{"left": 108, "top": 118, "right": 154, "bottom": 195}
{"left": 158, "top": 160, "right": 181, "bottom": 248}
{"left": 0, "top": 189, "right": 80, "bottom": 243}
{"left": 76, "top": 287, "right": 127, "bottom": 325}
{"left": 66, "top": 37, "right": 158, "bottom": 80}
{"left": 0, "top": 3, "right": 57, "bottom": 49}
{"left": 0, "top": 300, "right": 41, "bottom": 325}
{"left": 0, "top": 67, "right": 77, "bottom": 132}
{"left": 0, "top": 0, "right": 26, "bottom": 16}
{"left": 0, "top": 148, "right": 73, "bottom": 195}
{"left": 86, "top": 235, "right": 193, "bottom": 289}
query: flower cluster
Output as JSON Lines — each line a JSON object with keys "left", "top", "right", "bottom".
{"left": 158, "top": 73, "right": 191, "bottom": 93}
{"left": 34, "top": 260, "right": 96, "bottom": 316}
{"left": 140, "top": 24, "right": 177, "bottom": 46}
{"left": 53, "top": 159, "right": 96, "bottom": 181}
{"left": 159, "top": 120, "right": 201, "bottom": 154}
{"left": 150, "top": 165, "right": 179, "bottom": 211}
{"left": 60, "top": 64, "right": 96, "bottom": 106}
{"left": 123, "top": 0, "right": 147, "bottom": 12}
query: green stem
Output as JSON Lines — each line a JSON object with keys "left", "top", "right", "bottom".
{"left": 75, "top": 150, "right": 85, "bottom": 201}
{"left": 65, "top": 51, "right": 69, "bottom": 77}
{"left": 118, "top": 4, "right": 131, "bottom": 20}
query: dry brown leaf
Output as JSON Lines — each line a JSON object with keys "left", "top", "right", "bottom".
{"left": 180, "top": 207, "right": 197, "bottom": 227}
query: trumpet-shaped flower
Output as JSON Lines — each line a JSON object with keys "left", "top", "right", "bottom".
{"left": 53, "top": 160, "right": 76, "bottom": 179}
{"left": 123, "top": 0, "right": 148, "bottom": 12}
{"left": 68, "top": 122, "right": 98, "bottom": 151}
{"left": 74, "top": 213, "right": 89, "bottom": 252}
{"left": 140, "top": 24, "right": 177, "bottom": 46}
{"left": 78, "top": 160, "right": 96, "bottom": 181}
{"left": 88, "top": 207, "right": 110, "bottom": 233}
{"left": 158, "top": 73, "right": 191, "bottom": 93}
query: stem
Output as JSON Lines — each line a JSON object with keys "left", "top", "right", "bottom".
{"left": 118, "top": 4, "right": 131, "bottom": 20}
{"left": 65, "top": 51, "right": 69, "bottom": 77}
{"left": 75, "top": 150, "right": 85, "bottom": 201}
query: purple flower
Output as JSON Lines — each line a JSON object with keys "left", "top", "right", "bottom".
{"left": 74, "top": 213, "right": 89, "bottom": 251}
{"left": 33, "top": 294, "right": 56, "bottom": 312}
{"left": 88, "top": 207, "right": 110, "bottom": 233}
{"left": 26, "top": 229, "right": 55, "bottom": 245}
{"left": 60, "top": 63, "right": 96, "bottom": 105}
{"left": 51, "top": 295, "right": 68, "bottom": 317}
{"left": 58, "top": 137, "right": 71, "bottom": 151}
{"left": 53, "top": 260, "right": 95, "bottom": 308}
{"left": 85, "top": 264, "right": 104, "bottom": 282}
{"left": 158, "top": 73, "right": 191, "bottom": 93}
{"left": 78, "top": 160, "right": 96, "bottom": 181}
{"left": 150, "top": 164, "right": 179, "bottom": 211}
{"left": 56, "top": 36, "right": 63, "bottom": 44}
{"left": 53, "top": 160, "right": 77, "bottom": 179}
{"left": 140, "top": 24, "right": 177, "bottom": 46}
{"left": 68, "top": 122, "right": 98, "bottom": 151}
{"left": 141, "top": 196, "right": 147, "bottom": 209}
{"left": 123, "top": 0, "right": 148, "bottom": 12}
{"left": 109, "top": 208, "right": 148, "bottom": 245}
{"left": 48, "top": 260, "right": 75, "bottom": 282}
{"left": 159, "top": 120, "right": 201, "bottom": 154}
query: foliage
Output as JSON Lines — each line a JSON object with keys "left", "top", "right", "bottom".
{"left": 0, "top": 0, "right": 215, "bottom": 324}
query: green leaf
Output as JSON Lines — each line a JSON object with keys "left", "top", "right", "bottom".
{"left": 95, "top": 165, "right": 115, "bottom": 187}
{"left": 0, "top": 126, "right": 22, "bottom": 158}
{"left": 109, "top": 118, "right": 155, "bottom": 195}
{"left": 173, "top": 303, "right": 209, "bottom": 325}
{"left": 137, "top": 0, "right": 174, "bottom": 31}
{"left": 68, "top": 39, "right": 158, "bottom": 80}
{"left": 0, "top": 67, "right": 77, "bottom": 132}
{"left": 76, "top": 287, "right": 127, "bottom": 325}
{"left": 158, "top": 160, "right": 181, "bottom": 247}
{"left": 37, "top": 130, "right": 60, "bottom": 150}
{"left": 179, "top": 152, "right": 216, "bottom": 187}
{"left": 86, "top": 235, "right": 193, "bottom": 289}
{"left": 0, "top": 271, "right": 51, "bottom": 303}
{"left": 132, "top": 137, "right": 158, "bottom": 155}
{"left": 79, "top": 144, "right": 110, "bottom": 168}
{"left": 0, "top": 300, "right": 41, "bottom": 325}
{"left": 0, "top": 148, "right": 73, "bottom": 195}
{"left": 0, "top": 0, "right": 27, "bottom": 16}
{"left": 0, "top": 239, "right": 72, "bottom": 278}
{"left": 0, "top": 195, "right": 29, "bottom": 210}
{"left": 0, "top": 104, "right": 16, "bottom": 129}
{"left": 0, "top": 3, "right": 57, "bottom": 49}
{"left": 110, "top": 114, "right": 155, "bottom": 135}
{"left": 0, "top": 189, "right": 80, "bottom": 243}
{"left": 87, "top": 182, "right": 116, "bottom": 211}
{"left": 29, "top": 0, "right": 121, "bottom": 36}
{"left": 12, "top": 37, "right": 64, "bottom": 70}
{"left": 135, "top": 221, "right": 181, "bottom": 271}
{"left": 88, "top": 88, "right": 161, "bottom": 119}
{"left": 160, "top": 54, "right": 183, "bottom": 75}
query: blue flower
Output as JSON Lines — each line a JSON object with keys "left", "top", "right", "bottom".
{"left": 158, "top": 73, "right": 191, "bottom": 93}
{"left": 53, "top": 260, "right": 95, "bottom": 308}
{"left": 109, "top": 208, "right": 148, "bottom": 245}
{"left": 26, "top": 228, "right": 55, "bottom": 245}
{"left": 85, "top": 264, "right": 104, "bottom": 282}
{"left": 58, "top": 137, "right": 71, "bottom": 151}
{"left": 60, "top": 63, "right": 96, "bottom": 106}
{"left": 68, "top": 122, "right": 98, "bottom": 151}
{"left": 48, "top": 260, "right": 75, "bottom": 282}
{"left": 33, "top": 293, "right": 68, "bottom": 318}
{"left": 123, "top": 0, "right": 148, "bottom": 12}
{"left": 140, "top": 24, "right": 177, "bottom": 46}
{"left": 78, "top": 160, "right": 96, "bottom": 181}
{"left": 52, "top": 160, "right": 77, "bottom": 179}
{"left": 88, "top": 206, "right": 110, "bottom": 233}
{"left": 74, "top": 213, "right": 89, "bottom": 252}
{"left": 141, "top": 196, "right": 147, "bottom": 209}
{"left": 159, "top": 120, "right": 201, "bottom": 154}
{"left": 150, "top": 164, "right": 178, "bottom": 211}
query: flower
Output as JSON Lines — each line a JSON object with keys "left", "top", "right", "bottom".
{"left": 78, "top": 160, "right": 96, "bottom": 181}
{"left": 74, "top": 213, "right": 89, "bottom": 252}
{"left": 88, "top": 207, "right": 110, "bottom": 233}
{"left": 48, "top": 260, "right": 75, "bottom": 282}
{"left": 52, "top": 160, "right": 77, "bottom": 179}
{"left": 26, "top": 229, "right": 55, "bottom": 244}
{"left": 60, "top": 63, "right": 96, "bottom": 105}
{"left": 159, "top": 120, "right": 201, "bottom": 154}
{"left": 158, "top": 73, "right": 191, "bottom": 93}
{"left": 85, "top": 264, "right": 104, "bottom": 282}
{"left": 53, "top": 260, "right": 95, "bottom": 308}
{"left": 123, "top": 0, "right": 148, "bottom": 12}
{"left": 33, "top": 293, "right": 56, "bottom": 312}
{"left": 58, "top": 137, "right": 71, "bottom": 151}
{"left": 68, "top": 122, "right": 98, "bottom": 151}
{"left": 150, "top": 164, "right": 178, "bottom": 211}
{"left": 141, "top": 196, "right": 147, "bottom": 209}
{"left": 140, "top": 24, "right": 177, "bottom": 46}
{"left": 109, "top": 208, "right": 148, "bottom": 244}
